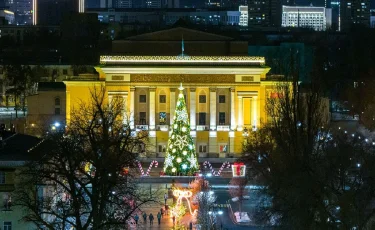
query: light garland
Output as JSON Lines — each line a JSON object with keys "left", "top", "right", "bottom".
{"left": 136, "top": 161, "right": 145, "bottom": 176}
{"left": 203, "top": 161, "right": 216, "bottom": 176}
{"left": 203, "top": 161, "right": 231, "bottom": 176}
{"left": 145, "top": 160, "right": 158, "bottom": 176}
{"left": 172, "top": 189, "right": 197, "bottom": 216}
{"left": 217, "top": 162, "right": 231, "bottom": 176}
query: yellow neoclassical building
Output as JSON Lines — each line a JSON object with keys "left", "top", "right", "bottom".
{"left": 26, "top": 28, "right": 286, "bottom": 157}
{"left": 55, "top": 54, "right": 276, "bottom": 157}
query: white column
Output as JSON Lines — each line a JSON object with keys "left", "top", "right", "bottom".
{"left": 209, "top": 88, "right": 216, "bottom": 130}
{"left": 252, "top": 96, "right": 258, "bottom": 130}
{"left": 190, "top": 88, "right": 196, "bottom": 130}
{"left": 130, "top": 87, "right": 135, "bottom": 129}
{"left": 149, "top": 87, "right": 156, "bottom": 130}
{"left": 108, "top": 95, "right": 113, "bottom": 106}
{"left": 237, "top": 96, "right": 243, "bottom": 131}
{"left": 170, "top": 88, "right": 176, "bottom": 125}
{"left": 230, "top": 88, "right": 236, "bottom": 130}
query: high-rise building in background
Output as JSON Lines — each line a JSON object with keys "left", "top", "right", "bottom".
{"left": 247, "top": 0, "right": 283, "bottom": 28}
{"left": 330, "top": 0, "right": 340, "bottom": 30}
{"left": 6, "top": 0, "right": 32, "bottom": 24}
{"left": 340, "top": 0, "right": 370, "bottom": 30}
{"left": 281, "top": 5, "right": 332, "bottom": 31}
{"left": 239, "top": 5, "right": 248, "bottom": 26}
{"left": 116, "top": 0, "right": 132, "bottom": 8}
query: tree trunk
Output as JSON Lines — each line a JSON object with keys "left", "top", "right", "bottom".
{"left": 14, "top": 93, "right": 18, "bottom": 118}
{"left": 23, "top": 91, "right": 26, "bottom": 116}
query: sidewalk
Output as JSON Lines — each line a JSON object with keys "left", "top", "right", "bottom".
{"left": 133, "top": 198, "right": 195, "bottom": 229}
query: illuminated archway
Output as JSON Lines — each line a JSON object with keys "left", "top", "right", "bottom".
{"left": 172, "top": 189, "right": 197, "bottom": 217}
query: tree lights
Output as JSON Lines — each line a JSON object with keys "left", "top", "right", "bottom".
{"left": 163, "top": 84, "right": 199, "bottom": 175}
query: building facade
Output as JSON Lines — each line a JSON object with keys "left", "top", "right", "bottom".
{"left": 282, "top": 5, "right": 332, "bottom": 31}
{"left": 27, "top": 56, "right": 277, "bottom": 157}
{"left": 88, "top": 8, "right": 241, "bottom": 26}
{"left": 25, "top": 28, "right": 278, "bottom": 157}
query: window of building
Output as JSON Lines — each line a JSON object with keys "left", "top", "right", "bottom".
{"left": 219, "top": 95, "right": 225, "bottom": 103}
{"left": 219, "top": 112, "right": 225, "bottom": 125}
{"left": 159, "top": 112, "right": 166, "bottom": 125}
{"left": 158, "top": 145, "right": 166, "bottom": 153}
{"left": 0, "top": 172, "right": 5, "bottom": 184}
{"left": 199, "top": 145, "right": 207, "bottom": 153}
{"left": 199, "top": 113, "right": 206, "bottom": 125}
{"left": 62, "top": 69, "right": 68, "bottom": 75}
{"left": 159, "top": 95, "right": 166, "bottom": 103}
{"left": 55, "top": 97, "right": 60, "bottom": 106}
{"left": 139, "top": 112, "right": 146, "bottom": 125}
{"left": 139, "top": 95, "right": 146, "bottom": 103}
{"left": 219, "top": 145, "right": 228, "bottom": 153}
{"left": 4, "top": 222, "right": 11, "bottom": 230}
{"left": 55, "top": 108, "right": 61, "bottom": 115}
{"left": 199, "top": 95, "right": 206, "bottom": 103}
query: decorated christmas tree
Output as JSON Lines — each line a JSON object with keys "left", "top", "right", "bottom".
{"left": 163, "top": 84, "right": 199, "bottom": 175}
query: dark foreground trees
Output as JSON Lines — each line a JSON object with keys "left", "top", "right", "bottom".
{"left": 14, "top": 87, "right": 159, "bottom": 230}
{"left": 242, "top": 77, "right": 375, "bottom": 229}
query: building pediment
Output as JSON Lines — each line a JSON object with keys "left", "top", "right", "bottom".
{"left": 124, "top": 27, "right": 233, "bottom": 41}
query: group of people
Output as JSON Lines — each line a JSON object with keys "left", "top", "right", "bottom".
{"left": 133, "top": 210, "right": 163, "bottom": 226}
{"left": 132, "top": 193, "right": 172, "bottom": 227}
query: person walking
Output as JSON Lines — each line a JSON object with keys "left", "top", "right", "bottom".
{"left": 134, "top": 214, "right": 139, "bottom": 225}
{"left": 172, "top": 215, "right": 176, "bottom": 225}
{"left": 157, "top": 212, "right": 161, "bottom": 225}
{"left": 160, "top": 208, "right": 164, "bottom": 217}
{"left": 142, "top": 212, "right": 147, "bottom": 223}
{"left": 149, "top": 213, "right": 154, "bottom": 225}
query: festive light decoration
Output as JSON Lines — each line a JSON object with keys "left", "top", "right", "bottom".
{"left": 217, "top": 162, "right": 231, "bottom": 176}
{"left": 172, "top": 189, "right": 197, "bottom": 216}
{"left": 232, "top": 162, "right": 246, "bottom": 177}
{"left": 145, "top": 160, "right": 158, "bottom": 176}
{"left": 203, "top": 161, "right": 231, "bottom": 176}
{"left": 163, "top": 84, "right": 199, "bottom": 175}
{"left": 136, "top": 161, "right": 145, "bottom": 176}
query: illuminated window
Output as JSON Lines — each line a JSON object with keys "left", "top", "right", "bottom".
{"left": 219, "top": 145, "right": 228, "bottom": 153}
{"left": 159, "top": 112, "right": 166, "bottom": 125}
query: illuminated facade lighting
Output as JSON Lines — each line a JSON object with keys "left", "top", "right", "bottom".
{"left": 99, "top": 55, "right": 265, "bottom": 65}
{"left": 79, "top": 0, "right": 85, "bottom": 13}
{"left": 32, "top": 0, "right": 37, "bottom": 25}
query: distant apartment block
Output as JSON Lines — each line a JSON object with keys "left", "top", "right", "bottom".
{"left": 282, "top": 5, "right": 332, "bottom": 31}
{"left": 239, "top": 5, "right": 248, "bottom": 27}
{"left": 340, "top": 0, "right": 370, "bottom": 30}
